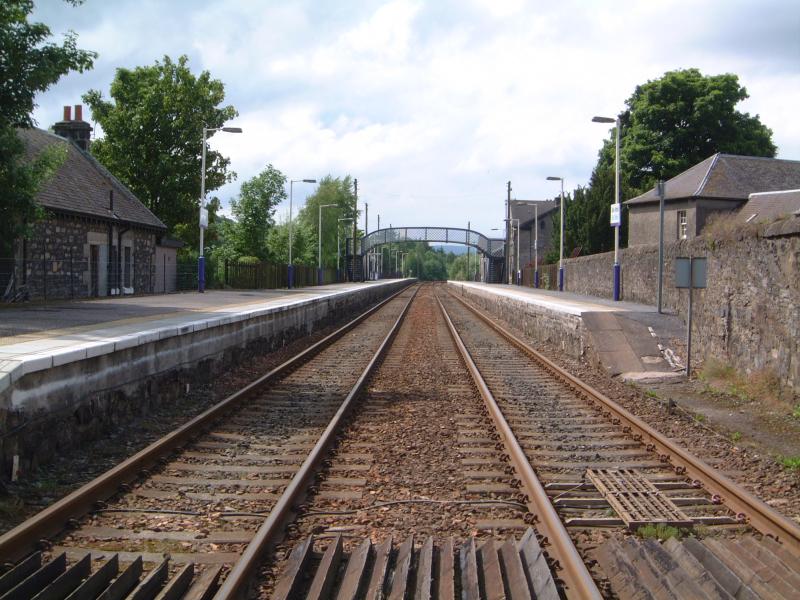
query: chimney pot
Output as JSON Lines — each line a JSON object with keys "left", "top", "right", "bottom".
{"left": 63, "top": 106, "right": 72, "bottom": 121}
{"left": 74, "top": 105, "right": 83, "bottom": 121}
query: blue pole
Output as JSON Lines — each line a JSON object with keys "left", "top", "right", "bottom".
{"left": 198, "top": 256, "right": 205, "bottom": 293}
{"left": 318, "top": 267, "right": 323, "bottom": 286}
{"left": 288, "top": 264, "right": 294, "bottom": 289}
{"left": 613, "top": 262, "right": 621, "bottom": 300}
{"left": 558, "top": 266, "right": 564, "bottom": 291}
{"left": 534, "top": 269, "right": 539, "bottom": 289}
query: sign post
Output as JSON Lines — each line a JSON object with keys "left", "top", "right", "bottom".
{"left": 675, "top": 256, "right": 707, "bottom": 375}
{"left": 198, "top": 205, "right": 208, "bottom": 292}
{"left": 657, "top": 181, "right": 665, "bottom": 313}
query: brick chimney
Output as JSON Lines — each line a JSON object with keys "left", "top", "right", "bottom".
{"left": 53, "top": 104, "right": 92, "bottom": 151}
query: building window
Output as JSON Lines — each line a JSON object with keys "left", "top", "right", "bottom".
{"left": 677, "top": 210, "right": 688, "bottom": 240}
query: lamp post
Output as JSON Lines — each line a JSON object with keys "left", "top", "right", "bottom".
{"left": 288, "top": 178, "right": 316, "bottom": 288}
{"left": 337, "top": 217, "right": 353, "bottom": 280}
{"left": 546, "top": 176, "right": 565, "bottom": 291}
{"left": 318, "top": 203, "right": 336, "bottom": 285}
{"left": 592, "top": 115, "right": 621, "bottom": 300}
{"left": 198, "top": 125, "right": 242, "bottom": 293}
{"left": 534, "top": 203, "right": 539, "bottom": 288}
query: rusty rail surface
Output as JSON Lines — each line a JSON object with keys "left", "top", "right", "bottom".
{"left": 0, "top": 282, "right": 415, "bottom": 564}
{"left": 447, "top": 289, "right": 800, "bottom": 558}
{"left": 214, "top": 287, "right": 418, "bottom": 599}
{"left": 436, "top": 294, "right": 603, "bottom": 600}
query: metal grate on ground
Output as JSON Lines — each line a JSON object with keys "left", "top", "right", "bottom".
{"left": 586, "top": 468, "right": 694, "bottom": 530}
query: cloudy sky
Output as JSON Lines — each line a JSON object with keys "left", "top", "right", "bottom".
{"left": 31, "top": 0, "right": 800, "bottom": 236}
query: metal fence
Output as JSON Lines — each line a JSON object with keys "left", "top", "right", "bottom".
{"left": 0, "top": 257, "right": 205, "bottom": 302}
{"left": 223, "top": 261, "right": 338, "bottom": 289}
{"left": 521, "top": 263, "right": 559, "bottom": 290}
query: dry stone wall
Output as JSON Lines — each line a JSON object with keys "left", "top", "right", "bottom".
{"left": 561, "top": 228, "right": 800, "bottom": 393}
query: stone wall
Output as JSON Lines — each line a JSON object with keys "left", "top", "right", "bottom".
{"left": 448, "top": 282, "right": 587, "bottom": 358}
{"left": 561, "top": 227, "right": 800, "bottom": 392}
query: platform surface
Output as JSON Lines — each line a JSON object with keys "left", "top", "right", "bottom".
{"left": 0, "top": 281, "right": 404, "bottom": 393}
{"left": 451, "top": 282, "right": 685, "bottom": 381}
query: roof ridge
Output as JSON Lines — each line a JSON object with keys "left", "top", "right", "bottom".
{"left": 718, "top": 153, "right": 800, "bottom": 164}
{"left": 694, "top": 153, "right": 719, "bottom": 196}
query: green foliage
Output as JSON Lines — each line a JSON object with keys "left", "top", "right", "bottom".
{"left": 779, "top": 456, "right": 800, "bottom": 471}
{"left": 83, "top": 55, "right": 238, "bottom": 247}
{"left": 730, "top": 431, "right": 742, "bottom": 443}
{"left": 0, "top": 0, "right": 95, "bottom": 256}
{"left": 295, "top": 176, "right": 358, "bottom": 268}
{"left": 793, "top": 405, "right": 800, "bottom": 419}
{"left": 636, "top": 524, "right": 683, "bottom": 540}
{"left": 548, "top": 68, "right": 776, "bottom": 260}
{"left": 237, "top": 256, "right": 260, "bottom": 265}
{"left": 227, "top": 164, "right": 286, "bottom": 260}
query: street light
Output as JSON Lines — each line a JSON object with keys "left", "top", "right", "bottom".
{"left": 593, "top": 115, "right": 621, "bottom": 300}
{"left": 337, "top": 217, "right": 353, "bottom": 279}
{"left": 288, "top": 178, "right": 316, "bottom": 288}
{"left": 546, "top": 176, "right": 565, "bottom": 291}
{"left": 199, "top": 125, "right": 242, "bottom": 293}
{"left": 318, "top": 203, "right": 336, "bottom": 285}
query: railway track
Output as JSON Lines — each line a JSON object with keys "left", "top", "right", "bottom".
{"left": 437, "top": 285, "right": 800, "bottom": 598}
{"left": 0, "top": 284, "right": 416, "bottom": 600}
{"left": 1, "top": 281, "right": 798, "bottom": 599}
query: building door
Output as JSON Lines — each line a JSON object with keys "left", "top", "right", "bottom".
{"left": 90, "top": 244, "right": 99, "bottom": 297}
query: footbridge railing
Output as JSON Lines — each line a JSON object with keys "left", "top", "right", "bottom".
{"left": 359, "top": 227, "right": 505, "bottom": 258}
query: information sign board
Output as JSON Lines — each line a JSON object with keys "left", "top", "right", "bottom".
{"left": 610, "top": 203, "right": 621, "bottom": 227}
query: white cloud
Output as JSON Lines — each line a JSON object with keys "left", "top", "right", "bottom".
{"left": 30, "top": 0, "right": 800, "bottom": 236}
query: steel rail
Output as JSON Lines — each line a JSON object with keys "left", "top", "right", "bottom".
{"left": 436, "top": 294, "right": 602, "bottom": 600}
{"left": 448, "top": 289, "right": 800, "bottom": 557}
{"left": 214, "top": 286, "right": 419, "bottom": 599}
{"left": 0, "top": 282, "right": 415, "bottom": 563}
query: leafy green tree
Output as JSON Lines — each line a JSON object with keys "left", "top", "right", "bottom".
{"left": 83, "top": 55, "right": 237, "bottom": 247}
{"left": 0, "top": 0, "right": 95, "bottom": 256}
{"left": 296, "top": 176, "right": 358, "bottom": 268}
{"left": 227, "top": 164, "right": 286, "bottom": 260}
{"left": 552, "top": 68, "right": 776, "bottom": 259}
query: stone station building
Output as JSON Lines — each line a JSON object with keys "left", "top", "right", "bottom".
{"left": 7, "top": 106, "right": 169, "bottom": 300}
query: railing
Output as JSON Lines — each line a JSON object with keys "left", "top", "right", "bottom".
{"left": 520, "top": 263, "right": 559, "bottom": 290}
{"left": 0, "top": 257, "right": 203, "bottom": 302}
{"left": 223, "top": 261, "right": 338, "bottom": 290}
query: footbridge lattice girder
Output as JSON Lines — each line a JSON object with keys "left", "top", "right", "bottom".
{"left": 359, "top": 227, "right": 505, "bottom": 258}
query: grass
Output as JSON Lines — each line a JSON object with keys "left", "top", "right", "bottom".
{"left": 779, "top": 456, "right": 800, "bottom": 471}
{"left": 636, "top": 524, "right": 683, "bottom": 540}
{"left": 644, "top": 389, "right": 659, "bottom": 399}
{"left": 0, "top": 497, "right": 25, "bottom": 520}
{"left": 693, "top": 413, "right": 706, "bottom": 423}
{"left": 730, "top": 431, "right": 742, "bottom": 443}
{"left": 700, "top": 358, "right": 787, "bottom": 405}
{"left": 793, "top": 405, "right": 800, "bottom": 419}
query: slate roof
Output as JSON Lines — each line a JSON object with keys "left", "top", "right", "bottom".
{"left": 510, "top": 199, "right": 558, "bottom": 229}
{"left": 626, "top": 154, "right": 800, "bottom": 206}
{"left": 17, "top": 127, "right": 166, "bottom": 230}
{"left": 737, "top": 189, "right": 800, "bottom": 224}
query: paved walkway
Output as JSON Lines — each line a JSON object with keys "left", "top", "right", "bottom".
{"left": 0, "top": 282, "right": 402, "bottom": 393}
{"left": 455, "top": 282, "right": 686, "bottom": 381}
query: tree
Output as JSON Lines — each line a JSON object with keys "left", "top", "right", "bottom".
{"left": 0, "top": 0, "right": 95, "bottom": 256}
{"left": 552, "top": 68, "right": 776, "bottom": 259}
{"left": 296, "top": 176, "right": 359, "bottom": 268}
{"left": 83, "top": 55, "right": 237, "bottom": 247}
{"left": 227, "top": 164, "right": 286, "bottom": 260}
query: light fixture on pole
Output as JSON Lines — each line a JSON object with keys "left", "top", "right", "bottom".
{"left": 198, "top": 125, "right": 242, "bottom": 293}
{"left": 337, "top": 217, "right": 353, "bottom": 280}
{"left": 287, "top": 179, "right": 316, "bottom": 288}
{"left": 546, "top": 176, "right": 565, "bottom": 291}
{"left": 317, "top": 203, "right": 336, "bottom": 285}
{"left": 592, "top": 115, "right": 622, "bottom": 300}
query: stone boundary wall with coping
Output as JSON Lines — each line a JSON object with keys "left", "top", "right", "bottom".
{"left": 0, "top": 280, "right": 412, "bottom": 476}
{"left": 561, "top": 228, "right": 800, "bottom": 393}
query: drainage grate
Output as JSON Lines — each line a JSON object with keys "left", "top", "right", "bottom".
{"left": 586, "top": 468, "right": 694, "bottom": 530}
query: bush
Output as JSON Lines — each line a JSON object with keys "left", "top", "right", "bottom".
{"left": 238, "top": 256, "right": 261, "bottom": 265}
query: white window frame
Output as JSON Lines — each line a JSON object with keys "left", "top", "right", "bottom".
{"left": 677, "top": 210, "right": 688, "bottom": 240}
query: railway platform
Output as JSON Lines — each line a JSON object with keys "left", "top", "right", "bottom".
{"left": 448, "top": 281, "right": 685, "bottom": 381}
{"left": 0, "top": 280, "right": 411, "bottom": 472}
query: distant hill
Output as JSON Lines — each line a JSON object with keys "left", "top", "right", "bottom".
{"left": 430, "top": 244, "right": 469, "bottom": 255}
